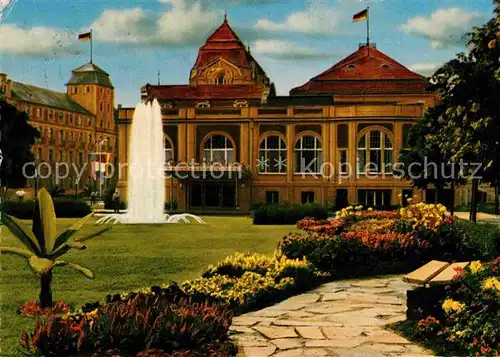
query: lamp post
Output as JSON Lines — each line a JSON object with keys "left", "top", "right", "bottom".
{"left": 97, "top": 139, "right": 108, "bottom": 199}
{"left": 34, "top": 163, "right": 39, "bottom": 197}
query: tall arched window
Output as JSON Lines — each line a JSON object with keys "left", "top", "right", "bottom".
{"left": 164, "top": 136, "right": 174, "bottom": 163}
{"left": 295, "top": 135, "right": 322, "bottom": 173}
{"left": 259, "top": 135, "right": 287, "bottom": 173}
{"left": 357, "top": 130, "right": 393, "bottom": 174}
{"left": 203, "top": 134, "right": 234, "bottom": 164}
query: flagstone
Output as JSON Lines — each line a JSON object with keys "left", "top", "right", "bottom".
{"left": 241, "top": 345, "right": 276, "bottom": 357}
{"left": 254, "top": 326, "right": 298, "bottom": 339}
{"left": 270, "top": 338, "right": 303, "bottom": 350}
{"left": 231, "top": 275, "right": 434, "bottom": 356}
{"left": 305, "top": 338, "right": 365, "bottom": 349}
{"left": 271, "top": 349, "right": 305, "bottom": 357}
{"left": 303, "top": 348, "right": 333, "bottom": 356}
{"left": 296, "top": 326, "right": 326, "bottom": 340}
{"left": 273, "top": 319, "right": 344, "bottom": 327}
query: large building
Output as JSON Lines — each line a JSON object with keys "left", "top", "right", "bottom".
{"left": 0, "top": 62, "right": 116, "bottom": 192}
{"left": 118, "top": 17, "right": 487, "bottom": 213}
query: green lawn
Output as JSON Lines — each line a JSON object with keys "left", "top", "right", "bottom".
{"left": 0, "top": 216, "right": 297, "bottom": 354}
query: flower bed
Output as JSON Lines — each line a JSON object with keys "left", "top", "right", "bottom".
{"left": 185, "top": 252, "right": 318, "bottom": 313}
{"left": 20, "top": 292, "right": 237, "bottom": 357}
{"left": 281, "top": 202, "right": 498, "bottom": 277}
{"left": 394, "top": 257, "right": 500, "bottom": 357}
{"left": 19, "top": 252, "right": 317, "bottom": 356}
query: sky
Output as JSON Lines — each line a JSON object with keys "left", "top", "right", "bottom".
{"left": 0, "top": 0, "right": 496, "bottom": 106}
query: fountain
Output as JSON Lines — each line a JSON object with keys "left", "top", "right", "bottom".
{"left": 95, "top": 99, "right": 205, "bottom": 225}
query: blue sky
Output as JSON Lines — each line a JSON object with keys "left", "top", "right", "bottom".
{"left": 0, "top": 0, "right": 496, "bottom": 106}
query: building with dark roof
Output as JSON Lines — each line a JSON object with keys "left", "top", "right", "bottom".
{"left": 117, "top": 18, "right": 443, "bottom": 213}
{"left": 0, "top": 61, "right": 117, "bottom": 193}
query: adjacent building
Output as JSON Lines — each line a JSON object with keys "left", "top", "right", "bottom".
{"left": 117, "top": 17, "right": 446, "bottom": 213}
{"left": 0, "top": 62, "right": 116, "bottom": 192}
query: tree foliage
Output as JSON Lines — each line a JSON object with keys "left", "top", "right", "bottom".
{"left": 0, "top": 100, "right": 40, "bottom": 188}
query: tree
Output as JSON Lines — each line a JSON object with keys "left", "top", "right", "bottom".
{"left": 399, "top": 106, "right": 464, "bottom": 211}
{"left": 425, "top": 1, "right": 500, "bottom": 222}
{"left": 0, "top": 100, "right": 40, "bottom": 190}
{"left": 0, "top": 188, "right": 110, "bottom": 308}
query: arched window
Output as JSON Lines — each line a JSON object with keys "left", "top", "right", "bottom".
{"left": 164, "top": 136, "right": 174, "bottom": 164}
{"left": 259, "top": 135, "right": 287, "bottom": 173}
{"left": 357, "top": 130, "right": 393, "bottom": 174}
{"left": 203, "top": 134, "right": 234, "bottom": 164}
{"left": 295, "top": 135, "right": 322, "bottom": 173}
{"left": 215, "top": 74, "right": 224, "bottom": 85}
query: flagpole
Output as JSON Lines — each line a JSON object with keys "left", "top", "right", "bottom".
{"left": 366, "top": 7, "right": 370, "bottom": 46}
{"left": 90, "top": 29, "right": 93, "bottom": 63}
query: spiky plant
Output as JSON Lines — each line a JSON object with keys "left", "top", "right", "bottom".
{"left": 0, "top": 188, "right": 110, "bottom": 308}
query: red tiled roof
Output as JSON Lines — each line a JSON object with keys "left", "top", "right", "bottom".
{"left": 193, "top": 18, "right": 267, "bottom": 78}
{"left": 291, "top": 45, "right": 427, "bottom": 95}
{"left": 146, "top": 84, "right": 266, "bottom": 100}
{"left": 194, "top": 19, "right": 249, "bottom": 68}
{"left": 291, "top": 80, "right": 427, "bottom": 95}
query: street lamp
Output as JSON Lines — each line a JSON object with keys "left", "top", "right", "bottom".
{"left": 97, "top": 139, "right": 108, "bottom": 199}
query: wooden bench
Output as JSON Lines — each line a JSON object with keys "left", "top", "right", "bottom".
{"left": 403, "top": 260, "right": 470, "bottom": 320}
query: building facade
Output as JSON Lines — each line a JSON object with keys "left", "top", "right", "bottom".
{"left": 0, "top": 62, "right": 116, "bottom": 192}
{"left": 118, "top": 18, "right": 493, "bottom": 213}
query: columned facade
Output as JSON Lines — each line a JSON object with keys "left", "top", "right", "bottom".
{"left": 117, "top": 102, "right": 431, "bottom": 213}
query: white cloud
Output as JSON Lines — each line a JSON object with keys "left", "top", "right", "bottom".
{"left": 252, "top": 39, "right": 334, "bottom": 61}
{"left": 92, "top": 1, "right": 220, "bottom": 46}
{"left": 90, "top": 8, "right": 156, "bottom": 44}
{"left": 254, "top": 4, "right": 341, "bottom": 35}
{"left": 0, "top": 24, "right": 76, "bottom": 57}
{"left": 1, "top": 0, "right": 222, "bottom": 57}
{"left": 156, "top": 0, "right": 220, "bottom": 45}
{"left": 408, "top": 62, "right": 443, "bottom": 77}
{"left": 400, "top": 8, "right": 483, "bottom": 48}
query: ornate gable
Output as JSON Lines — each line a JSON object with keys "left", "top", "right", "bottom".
{"left": 190, "top": 16, "right": 270, "bottom": 87}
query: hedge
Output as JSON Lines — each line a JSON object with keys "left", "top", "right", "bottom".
{"left": 1, "top": 199, "right": 91, "bottom": 219}
{"left": 253, "top": 203, "right": 328, "bottom": 225}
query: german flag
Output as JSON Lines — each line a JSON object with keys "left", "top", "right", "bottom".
{"left": 78, "top": 31, "right": 92, "bottom": 41}
{"left": 353, "top": 9, "right": 368, "bottom": 22}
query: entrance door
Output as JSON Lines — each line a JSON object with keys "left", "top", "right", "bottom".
{"left": 205, "top": 183, "right": 222, "bottom": 207}
{"left": 192, "top": 182, "right": 236, "bottom": 209}
{"left": 222, "top": 184, "right": 236, "bottom": 208}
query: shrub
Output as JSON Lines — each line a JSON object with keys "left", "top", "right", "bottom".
{"left": 202, "top": 252, "right": 273, "bottom": 278}
{"left": 20, "top": 294, "right": 236, "bottom": 356}
{"left": 454, "top": 219, "right": 499, "bottom": 259}
{"left": 279, "top": 231, "right": 425, "bottom": 277}
{"left": 253, "top": 203, "right": 328, "bottom": 225}
{"left": 1, "top": 198, "right": 91, "bottom": 219}
{"left": 187, "top": 252, "right": 317, "bottom": 313}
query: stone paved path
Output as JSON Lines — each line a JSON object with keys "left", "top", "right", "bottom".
{"left": 230, "top": 275, "right": 433, "bottom": 357}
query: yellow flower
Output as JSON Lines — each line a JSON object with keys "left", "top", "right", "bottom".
{"left": 442, "top": 298, "right": 465, "bottom": 314}
{"left": 469, "top": 261, "right": 484, "bottom": 274}
{"left": 482, "top": 277, "right": 500, "bottom": 292}
{"left": 455, "top": 330, "right": 466, "bottom": 337}
{"left": 367, "top": 207, "right": 373, "bottom": 212}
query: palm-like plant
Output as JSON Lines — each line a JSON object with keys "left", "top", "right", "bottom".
{"left": 0, "top": 188, "right": 110, "bottom": 308}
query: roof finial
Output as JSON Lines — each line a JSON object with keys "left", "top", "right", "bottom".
{"left": 247, "top": 44, "right": 251, "bottom": 53}
{"left": 224, "top": 9, "right": 227, "bottom": 22}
